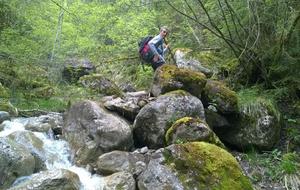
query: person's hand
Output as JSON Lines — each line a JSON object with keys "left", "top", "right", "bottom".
{"left": 153, "top": 54, "right": 160, "bottom": 62}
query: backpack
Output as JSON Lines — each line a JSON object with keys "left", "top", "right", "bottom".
{"left": 138, "top": 36, "right": 154, "bottom": 63}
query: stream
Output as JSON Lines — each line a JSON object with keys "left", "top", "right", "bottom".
{"left": 0, "top": 116, "right": 104, "bottom": 190}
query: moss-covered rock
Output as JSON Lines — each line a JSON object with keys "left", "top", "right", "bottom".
{"left": 133, "top": 90, "right": 205, "bottom": 149}
{"left": 62, "top": 58, "right": 95, "bottom": 83}
{"left": 219, "top": 97, "right": 281, "bottom": 150}
{"left": 174, "top": 49, "right": 213, "bottom": 77}
{"left": 202, "top": 80, "right": 238, "bottom": 114}
{"left": 151, "top": 64, "right": 207, "bottom": 98}
{"left": 79, "top": 74, "right": 123, "bottom": 96}
{"left": 0, "top": 99, "right": 18, "bottom": 116}
{"left": 165, "top": 117, "right": 224, "bottom": 148}
{"left": 163, "top": 142, "right": 253, "bottom": 190}
{"left": 0, "top": 83, "right": 10, "bottom": 98}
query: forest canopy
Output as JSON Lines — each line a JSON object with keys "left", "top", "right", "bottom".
{"left": 0, "top": 0, "right": 299, "bottom": 96}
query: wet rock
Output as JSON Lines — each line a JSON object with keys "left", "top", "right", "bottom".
{"left": 63, "top": 100, "right": 133, "bottom": 165}
{"left": 0, "top": 138, "right": 35, "bottom": 189}
{"left": 8, "top": 169, "right": 80, "bottom": 190}
{"left": 7, "top": 131, "right": 46, "bottom": 172}
{"left": 24, "top": 112, "right": 63, "bottom": 133}
{"left": 0, "top": 111, "right": 10, "bottom": 124}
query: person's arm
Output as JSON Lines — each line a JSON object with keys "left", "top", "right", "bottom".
{"left": 148, "top": 35, "right": 162, "bottom": 56}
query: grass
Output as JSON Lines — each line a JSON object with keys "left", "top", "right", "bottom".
{"left": 243, "top": 148, "right": 300, "bottom": 189}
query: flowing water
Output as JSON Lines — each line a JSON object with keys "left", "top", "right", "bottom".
{"left": 0, "top": 116, "right": 104, "bottom": 190}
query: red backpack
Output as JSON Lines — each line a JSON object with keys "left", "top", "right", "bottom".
{"left": 138, "top": 36, "right": 154, "bottom": 63}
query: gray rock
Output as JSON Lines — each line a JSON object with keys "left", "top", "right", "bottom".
{"left": 219, "top": 98, "right": 281, "bottom": 150}
{"left": 97, "top": 150, "right": 146, "bottom": 176}
{"left": 133, "top": 90, "right": 205, "bottom": 149}
{"left": 103, "top": 91, "right": 151, "bottom": 121}
{"left": 0, "top": 111, "right": 10, "bottom": 124}
{"left": 63, "top": 100, "right": 133, "bottom": 165}
{"left": 7, "top": 131, "right": 46, "bottom": 172}
{"left": 174, "top": 49, "right": 213, "bottom": 77}
{"left": 8, "top": 169, "right": 80, "bottom": 190}
{"left": 165, "top": 117, "right": 224, "bottom": 148}
{"left": 103, "top": 172, "right": 136, "bottom": 190}
{"left": 137, "top": 160, "right": 184, "bottom": 190}
{"left": 0, "top": 138, "right": 35, "bottom": 189}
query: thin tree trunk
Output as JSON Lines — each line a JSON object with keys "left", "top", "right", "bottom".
{"left": 50, "top": 6, "right": 64, "bottom": 62}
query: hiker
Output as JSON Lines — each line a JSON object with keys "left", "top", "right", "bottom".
{"left": 148, "top": 26, "right": 169, "bottom": 70}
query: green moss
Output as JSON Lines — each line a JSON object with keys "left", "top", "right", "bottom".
{"left": 164, "top": 142, "right": 253, "bottom": 190}
{"left": 165, "top": 117, "right": 194, "bottom": 143}
{"left": 0, "top": 99, "right": 18, "bottom": 116}
{"left": 157, "top": 64, "right": 207, "bottom": 97}
{"left": 163, "top": 90, "right": 190, "bottom": 97}
{"left": 0, "top": 83, "right": 10, "bottom": 98}
{"left": 237, "top": 90, "right": 281, "bottom": 121}
{"left": 165, "top": 117, "right": 225, "bottom": 148}
{"left": 204, "top": 80, "right": 238, "bottom": 113}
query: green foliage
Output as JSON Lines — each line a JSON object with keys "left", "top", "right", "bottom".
{"left": 246, "top": 149, "right": 300, "bottom": 183}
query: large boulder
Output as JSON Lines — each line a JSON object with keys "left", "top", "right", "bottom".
{"left": 150, "top": 64, "right": 207, "bottom": 98}
{"left": 7, "top": 131, "right": 46, "bottom": 172}
{"left": 0, "top": 138, "right": 35, "bottom": 189}
{"left": 102, "top": 172, "right": 136, "bottom": 190}
{"left": 160, "top": 142, "right": 253, "bottom": 190}
{"left": 218, "top": 98, "right": 281, "bottom": 150}
{"left": 62, "top": 58, "right": 95, "bottom": 83}
{"left": 165, "top": 117, "right": 224, "bottom": 148}
{"left": 8, "top": 169, "right": 80, "bottom": 190}
{"left": 97, "top": 150, "right": 146, "bottom": 177}
{"left": 63, "top": 100, "right": 133, "bottom": 165}
{"left": 202, "top": 80, "right": 238, "bottom": 114}
{"left": 133, "top": 90, "right": 205, "bottom": 149}
{"left": 79, "top": 74, "right": 123, "bottom": 96}
{"left": 174, "top": 49, "right": 213, "bottom": 77}
{"left": 137, "top": 160, "right": 184, "bottom": 190}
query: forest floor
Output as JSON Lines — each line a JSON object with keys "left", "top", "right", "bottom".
{"left": 233, "top": 100, "right": 300, "bottom": 190}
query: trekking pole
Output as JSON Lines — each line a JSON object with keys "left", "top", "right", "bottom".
{"left": 164, "top": 38, "right": 177, "bottom": 65}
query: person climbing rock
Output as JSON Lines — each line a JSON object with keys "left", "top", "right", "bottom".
{"left": 148, "top": 26, "right": 170, "bottom": 70}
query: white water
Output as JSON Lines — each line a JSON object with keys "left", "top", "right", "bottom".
{"left": 0, "top": 117, "right": 104, "bottom": 190}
